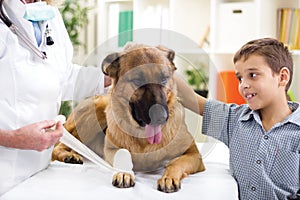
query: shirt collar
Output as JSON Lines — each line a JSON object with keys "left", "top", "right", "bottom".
{"left": 239, "top": 107, "right": 256, "bottom": 122}
{"left": 239, "top": 102, "right": 300, "bottom": 127}
{"left": 286, "top": 102, "right": 300, "bottom": 126}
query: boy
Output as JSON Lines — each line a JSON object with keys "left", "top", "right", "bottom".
{"left": 176, "top": 38, "right": 300, "bottom": 199}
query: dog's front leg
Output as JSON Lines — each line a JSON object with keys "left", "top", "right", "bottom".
{"left": 105, "top": 147, "right": 135, "bottom": 188}
{"left": 157, "top": 142, "right": 205, "bottom": 193}
{"left": 112, "top": 149, "right": 135, "bottom": 188}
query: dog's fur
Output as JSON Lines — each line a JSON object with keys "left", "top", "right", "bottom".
{"left": 52, "top": 43, "right": 205, "bottom": 193}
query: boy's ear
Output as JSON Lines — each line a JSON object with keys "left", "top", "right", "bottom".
{"left": 278, "top": 67, "right": 290, "bottom": 87}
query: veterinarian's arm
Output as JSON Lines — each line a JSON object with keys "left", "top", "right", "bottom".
{"left": 174, "top": 74, "right": 206, "bottom": 115}
{"left": 0, "top": 121, "right": 63, "bottom": 151}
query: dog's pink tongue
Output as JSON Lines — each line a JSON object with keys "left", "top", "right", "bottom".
{"left": 145, "top": 124, "right": 162, "bottom": 144}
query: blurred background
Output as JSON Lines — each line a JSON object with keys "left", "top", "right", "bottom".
{"left": 59, "top": 0, "right": 300, "bottom": 142}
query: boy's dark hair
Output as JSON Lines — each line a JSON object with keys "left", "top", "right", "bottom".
{"left": 233, "top": 38, "right": 293, "bottom": 91}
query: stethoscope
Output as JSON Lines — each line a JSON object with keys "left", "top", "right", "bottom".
{"left": 0, "top": 0, "right": 54, "bottom": 59}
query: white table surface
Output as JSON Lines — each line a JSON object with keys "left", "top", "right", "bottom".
{"left": 1, "top": 142, "right": 238, "bottom": 200}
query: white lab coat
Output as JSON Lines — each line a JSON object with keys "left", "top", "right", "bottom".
{"left": 0, "top": 0, "right": 104, "bottom": 195}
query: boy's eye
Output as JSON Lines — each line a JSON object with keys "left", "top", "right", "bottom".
{"left": 250, "top": 73, "right": 257, "bottom": 78}
{"left": 236, "top": 76, "right": 242, "bottom": 83}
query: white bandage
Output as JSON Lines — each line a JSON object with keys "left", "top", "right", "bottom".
{"left": 54, "top": 115, "right": 66, "bottom": 124}
{"left": 55, "top": 115, "right": 132, "bottom": 174}
{"left": 113, "top": 149, "right": 134, "bottom": 175}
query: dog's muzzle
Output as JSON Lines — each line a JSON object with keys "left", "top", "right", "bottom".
{"left": 148, "top": 104, "right": 168, "bottom": 126}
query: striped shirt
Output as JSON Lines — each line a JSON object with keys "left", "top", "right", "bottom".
{"left": 202, "top": 100, "right": 300, "bottom": 200}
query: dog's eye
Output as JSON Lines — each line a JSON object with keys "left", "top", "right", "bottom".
{"left": 131, "top": 78, "right": 142, "bottom": 86}
{"left": 161, "top": 78, "right": 167, "bottom": 85}
{"left": 160, "top": 75, "right": 170, "bottom": 85}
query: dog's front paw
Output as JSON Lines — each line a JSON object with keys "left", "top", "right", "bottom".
{"left": 62, "top": 154, "right": 83, "bottom": 164}
{"left": 112, "top": 172, "right": 135, "bottom": 188}
{"left": 54, "top": 152, "right": 83, "bottom": 164}
{"left": 157, "top": 176, "right": 181, "bottom": 193}
{"left": 52, "top": 144, "right": 83, "bottom": 164}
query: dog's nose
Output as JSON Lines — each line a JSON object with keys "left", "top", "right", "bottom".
{"left": 148, "top": 104, "right": 168, "bottom": 125}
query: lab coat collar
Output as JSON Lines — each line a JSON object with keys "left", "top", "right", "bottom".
{"left": 3, "top": 0, "right": 39, "bottom": 48}
{"left": 4, "top": 0, "right": 25, "bottom": 18}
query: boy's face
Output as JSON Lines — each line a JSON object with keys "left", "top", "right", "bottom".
{"left": 235, "top": 55, "right": 282, "bottom": 111}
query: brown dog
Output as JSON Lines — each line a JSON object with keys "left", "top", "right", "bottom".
{"left": 52, "top": 43, "right": 205, "bottom": 193}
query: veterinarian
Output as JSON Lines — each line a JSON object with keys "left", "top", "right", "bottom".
{"left": 176, "top": 38, "right": 300, "bottom": 200}
{"left": 0, "top": 0, "right": 111, "bottom": 195}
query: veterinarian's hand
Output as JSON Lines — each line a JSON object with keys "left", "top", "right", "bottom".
{"left": 174, "top": 74, "right": 206, "bottom": 115}
{"left": 0, "top": 120, "right": 63, "bottom": 151}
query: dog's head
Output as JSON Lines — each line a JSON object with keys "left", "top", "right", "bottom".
{"left": 102, "top": 43, "right": 177, "bottom": 144}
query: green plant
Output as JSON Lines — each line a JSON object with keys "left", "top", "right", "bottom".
{"left": 59, "top": 0, "right": 89, "bottom": 47}
{"left": 185, "top": 66, "right": 208, "bottom": 91}
{"left": 58, "top": 0, "right": 89, "bottom": 117}
{"left": 59, "top": 101, "right": 72, "bottom": 118}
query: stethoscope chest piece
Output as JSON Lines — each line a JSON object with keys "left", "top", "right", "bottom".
{"left": 45, "top": 24, "right": 54, "bottom": 46}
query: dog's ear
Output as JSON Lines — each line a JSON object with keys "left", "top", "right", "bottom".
{"left": 156, "top": 45, "right": 175, "bottom": 62}
{"left": 102, "top": 53, "right": 120, "bottom": 78}
{"left": 157, "top": 45, "right": 176, "bottom": 71}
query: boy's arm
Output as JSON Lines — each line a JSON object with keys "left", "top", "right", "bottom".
{"left": 197, "top": 94, "right": 206, "bottom": 116}
{"left": 175, "top": 74, "right": 234, "bottom": 146}
{"left": 174, "top": 74, "right": 206, "bottom": 115}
